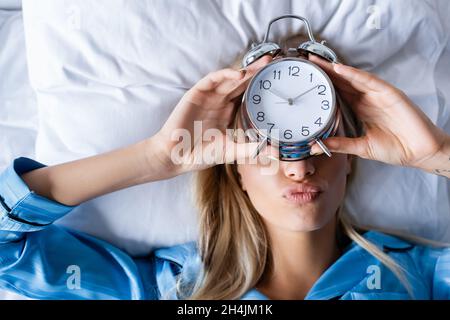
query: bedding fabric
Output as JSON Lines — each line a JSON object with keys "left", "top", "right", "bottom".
{"left": 0, "top": 7, "right": 37, "bottom": 299}
{"left": 0, "top": 10, "right": 37, "bottom": 171}
{"left": 14, "top": 0, "right": 450, "bottom": 258}
{"left": 0, "top": 0, "right": 21, "bottom": 10}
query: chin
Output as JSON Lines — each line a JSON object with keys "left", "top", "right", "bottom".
{"left": 285, "top": 213, "right": 329, "bottom": 232}
{"left": 283, "top": 207, "right": 333, "bottom": 232}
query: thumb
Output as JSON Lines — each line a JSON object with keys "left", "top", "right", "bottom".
{"left": 310, "top": 136, "right": 368, "bottom": 158}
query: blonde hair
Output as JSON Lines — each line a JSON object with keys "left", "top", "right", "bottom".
{"left": 173, "top": 34, "right": 446, "bottom": 300}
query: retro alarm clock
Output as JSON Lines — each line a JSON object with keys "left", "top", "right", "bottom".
{"left": 239, "top": 15, "right": 342, "bottom": 161}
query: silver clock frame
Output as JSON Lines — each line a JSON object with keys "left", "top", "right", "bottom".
{"left": 239, "top": 15, "right": 341, "bottom": 161}
{"left": 240, "top": 57, "right": 341, "bottom": 161}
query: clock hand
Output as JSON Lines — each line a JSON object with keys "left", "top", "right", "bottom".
{"left": 292, "top": 85, "right": 319, "bottom": 103}
{"left": 268, "top": 88, "right": 290, "bottom": 102}
{"left": 275, "top": 99, "right": 294, "bottom": 105}
{"left": 252, "top": 137, "right": 268, "bottom": 159}
{"left": 268, "top": 88, "right": 298, "bottom": 105}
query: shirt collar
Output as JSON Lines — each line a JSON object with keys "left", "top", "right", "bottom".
{"left": 242, "top": 231, "right": 396, "bottom": 300}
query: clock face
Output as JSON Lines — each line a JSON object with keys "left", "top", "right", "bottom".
{"left": 245, "top": 58, "right": 336, "bottom": 143}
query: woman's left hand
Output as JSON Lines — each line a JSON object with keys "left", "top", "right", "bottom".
{"left": 309, "top": 55, "right": 450, "bottom": 175}
{"left": 154, "top": 55, "right": 272, "bottom": 174}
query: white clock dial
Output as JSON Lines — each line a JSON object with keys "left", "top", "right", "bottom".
{"left": 245, "top": 58, "right": 336, "bottom": 143}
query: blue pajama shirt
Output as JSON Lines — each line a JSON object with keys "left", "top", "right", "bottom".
{"left": 0, "top": 157, "right": 449, "bottom": 300}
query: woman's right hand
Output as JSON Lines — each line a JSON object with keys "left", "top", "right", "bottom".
{"left": 308, "top": 55, "right": 450, "bottom": 177}
{"left": 152, "top": 56, "right": 272, "bottom": 176}
{"left": 20, "top": 57, "right": 271, "bottom": 206}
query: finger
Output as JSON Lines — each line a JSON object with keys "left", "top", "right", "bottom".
{"left": 237, "top": 55, "right": 273, "bottom": 88}
{"left": 309, "top": 54, "right": 337, "bottom": 75}
{"left": 310, "top": 136, "right": 368, "bottom": 158}
{"left": 310, "top": 55, "right": 386, "bottom": 119}
{"left": 196, "top": 68, "right": 246, "bottom": 92}
{"left": 338, "top": 90, "right": 379, "bottom": 121}
{"left": 223, "top": 141, "right": 259, "bottom": 164}
{"left": 225, "top": 55, "right": 273, "bottom": 100}
{"left": 307, "top": 58, "right": 371, "bottom": 124}
{"left": 225, "top": 74, "right": 253, "bottom": 100}
{"left": 200, "top": 55, "right": 272, "bottom": 96}
{"left": 309, "top": 55, "right": 392, "bottom": 94}
{"left": 226, "top": 75, "right": 255, "bottom": 100}
{"left": 333, "top": 64, "right": 391, "bottom": 93}
{"left": 308, "top": 56, "right": 366, "bottom": 101}
{"left": 245, "top": 54, "right": 273, "bottom": 72}
{"left": 337, "top": 89, "right": 364, "bottom": 107}
{"left": 309, "top": 55, "right": 363, "bottom": 93}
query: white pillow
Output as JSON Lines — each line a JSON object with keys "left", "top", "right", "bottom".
{"left": 0, "top": 0, "right": 21, "bottom": 10}
{"left": 0, "top": 9, "right": 36, "bottom": 301}
{"left": 22, "top": 0, "right": 450, "bottom": 255}
{"left": 0, "top": 10, "right": 38, "bottom": 172}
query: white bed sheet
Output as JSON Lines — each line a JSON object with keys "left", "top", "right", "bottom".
{"left": 0, "top": 10, "right": 37, "bottom": 171}
{"left": 0, "top": 0, "right": 21, "bottom": 10}
{"left": 20, "top": 0, "right": 450, "bottom": 255}
{"left": 0, "top": 0, "right": 449, "bottom": 300}
{"left": 0, "top": 8, "right": 37, "bottom": 300}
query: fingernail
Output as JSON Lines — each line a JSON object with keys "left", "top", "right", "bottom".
{"left": 239, "top": 68, "right": 247, "bottom": 76}
{"left": 333, "top": 63, "right": 344, "bottom": 74}
{"left": 310, "top": 149, "right": 324, "bottom": 156}
{"left": 265, "top": 155, "right": 279, "bottom": 162}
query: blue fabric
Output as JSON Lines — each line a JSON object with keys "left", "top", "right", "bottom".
{"left": 0, "top": 157, "right": 449, "bottom": 300}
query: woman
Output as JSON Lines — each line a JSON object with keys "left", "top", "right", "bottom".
{"left": 0, "top": 53, "right": 449, "bottom": 300}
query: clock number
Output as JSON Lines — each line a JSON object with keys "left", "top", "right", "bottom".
{"left": 321, "top": 100, "right": 330, "bottom": 110}
{"left": 273, "top": 70, "right": 281, "bottom": 80}
{"left": 309, "top": 73, "right": 313, "bottom": 83}
{"left": 259, "top": 80, "right": 272, "bottom": 90}
{"left": 267, "top": 123, "right": 275, "bottom": 134}
{"left": 315, "top": 117, "right": 323, "bottom": 127}
{"left": 301, "top": 126, "right": 310, "bottom": 137}
{"left": 252, "top": 94, "right": 261, "bottom": 105}
{"left": 257, "top": 112, "right": 265, "bottom": 122}
{"left": 318, "top": 85, "right": 327, "bottom": 95}
{"left": 284, "top": 130, "right": 293, "bottom": 140}
{"left": 288, "top": 66, "right": 300, "bottom": 77}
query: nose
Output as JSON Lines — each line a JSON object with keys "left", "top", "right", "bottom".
{"left": 282, "top": 159, "right": 316, "bottom": 181}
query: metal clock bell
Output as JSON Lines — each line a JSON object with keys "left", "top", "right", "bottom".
{"left": 239, "top": 15, "right": 342, "bottom": 161}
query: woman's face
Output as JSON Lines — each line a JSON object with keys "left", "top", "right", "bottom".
{"left": 237, "top": 124, "right": 352, "bottom": 232}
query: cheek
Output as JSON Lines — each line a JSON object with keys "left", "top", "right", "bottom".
{"left": 237, "top": 164, "right": 281, "bottom": 212}
{"left": 237, "top": 146, "right": 281, "bottom": 192}
{"left": 238, "top": 164, "right": 275, "bottom": 193}
{"left": 236, "top": 154, "right": 350, "bottom": 232}
{"left": 315, "top": 154, "right": 349, "bottom": 205}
